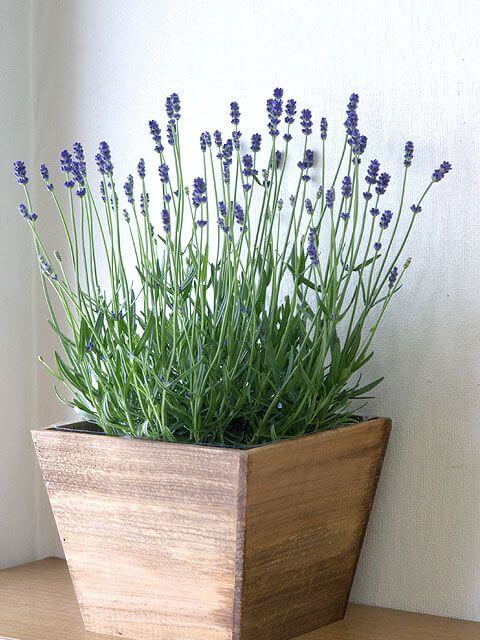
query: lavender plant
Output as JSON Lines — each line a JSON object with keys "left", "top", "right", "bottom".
{"left": 13, "top": 91, "right": 451, "bottom": 446}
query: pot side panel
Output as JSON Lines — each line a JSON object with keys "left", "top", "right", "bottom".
{"left": 32, "top": 431, "right": 245, "bottom": 640}
{"left": 241, "top": 418, "right": 391, "bottom": 640}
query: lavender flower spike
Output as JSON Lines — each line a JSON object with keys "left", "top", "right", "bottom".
{"left": 285, "top": 99, "right": 296, "bottom": 124}
{"left": 365, "top": 159, "right": 380, "bottom": 185}
{"left": 192, "top": 177, "right": 207, "bottom": 208}
{"left": 379, "top": 210, "right": 393, "bottom": 229}
{"left": 404, "top": 141, "right": 414, "bottom": 167}
{"left": 432, "top": 161, "right": 452, "bottom": 182}
{"left": 124, "top": 175, "right": 134, "bottom": 204}
{"left": 341, "top": 176, "right": 352, "bottom": 198}
{"left": 13, "top": 160, "right": 29, "bottom": 185}
{"left": 388, "top": 266, "right": 399, "bottom": 289}
{"left": 251, "top": 133, "right": 262, "bottom": 153}
{"left": 137, "top": 158, "right": 146, "bottom": 179}
{"left": 230, "top": 101, "right": 240, "bottom": 126}
{"left": 18, "top": 203, "right": 37, "bottom": 222}
{"left": 307, "top": 228, "right": 319, "bottom": 265}
{"left": 158, "top": 163, "right": 169, "bottom": 184}
{"left": 320, "top": 117, "right": 328, "bottom": 141}
{"left": 40, "top": 164, "right": 54, "bottom": 191}
{"left": 161, "top": 208, "right": 171, "bottom": 233}
{"left": 234, "top": 203, "right": 244, "bottom": 225}
{"left": 326, "top": 188, "right": 335, "bottom": 209}
{"left": 149, "top": 120, "right": 164, "bottom": 153}
{"left": 375, "top": 172, "right": 391, "bottom": 195}
{"left": 300, "top": 109, "right": 313, "bottom": 135}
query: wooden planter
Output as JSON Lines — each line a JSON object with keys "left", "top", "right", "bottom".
{"left": 32, "top": 417, "right": 390, "bottom": 640}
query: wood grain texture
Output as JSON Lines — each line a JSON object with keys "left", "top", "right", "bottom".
{"left": 32, "top": 419, "right": 390, "bottom": 640}
{"left": 240, "top": 419, "right": 391, "bottom": 640}
{"left": 1, "top": 559, "right": 479, "bottom": 640}
{"left": 32, "top": 429, "right": 245, "bottom": 640}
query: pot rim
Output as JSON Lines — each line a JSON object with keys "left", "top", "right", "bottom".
{"left": 34, "top": 416, "right": 391, "bottom": 451}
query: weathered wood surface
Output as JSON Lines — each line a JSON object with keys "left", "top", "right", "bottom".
{"left": 32, "top": 418, "right": 391, "bottom": 640}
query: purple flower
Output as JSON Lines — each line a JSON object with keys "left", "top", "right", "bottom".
{"left": 316, "top": 186, "right": 324, "bottom": 199}
{"left": 274, "top": 88, "right": 284, "bottom": 99}
{"left": 217, "top": 218, "right": 229, "bottom": 234}
{"left": 64, "top": 180, "right": 75, "bottom": 189}
{"left": 76, "top": 186, "right": 86, "bottom": 198}
{"left": 370, "top": 207, "right": 380, "bottom": 216}
{"left": 366, "top": 159, "right": 380, "bottom": 184}
{"left": 137, "top": 158, "right": 146, "bottom": 179}
{"left": 344, "top": 93, "right": 359, "bottom": 136}
{"left": 432, "top": 161, "right": 451, "bottom": 181}
{"left": 404, "top": 141, "right": 414, "bottom": 168}
{"left": 307, "top": 227, "right": 319, "bottom": 265}
{"left": 140, "top": 192, "right": 149, "bottom": 215}
{"left": 221, "top": 139, "right": 233, "bottom": 183}
{"left": 242, "top": 154, "right": 257, "bottom": 177}
{"left": 251, "top": 133, "right": 262, "bottom": 152}
{"left": 100, "top": 182, "right": 106, "bottom": 202}
{"left": 326, "top": 188, "right": 335, "bottom": 209}
{"left": 60, "top": 150, "right": 73, "bottom": 174}
{"left": 166, "top": 122, "right": 175, "bottom": 146}
{"left": 374, "top": 242, "right": 382, "bottom": 251}
{"left": 411, "top": 204, "right": 422, "bottom": 214}
{"left": 298, "top": 149, "right": 314, "bottom": 171}
{"left": 149, "top": 120, "right": 164, "bottom": 153}
{"left": 38, "top": 255, "right": 57, "bottom": 281}
{"left": 379, "top": 210, "right": 393, "bottom": 229}
{"left": 18, "top": 203, "right": 37, "bottom": 222}
{"left": 234, "top": 203, "right": 244, "bottom": 224}
{"left": 161, "top": 208, "right": 171, "bottom": 233}
{"left": 73, "top": 141, "right": 84, "bottom": 162}
{"left": 214, "top": 130, "right": 222, "bottom": 148}
{"left": 192, "top": 177, "right": 207, "bottom": 208}
{"left": 200, "top": 131, "right": 211, "bottom": 152}
{"left": 375, "top": 172, "right": 391, "bottom": 195}
{"left": 349, "top": 130, "right": 367, "bottom": 156}
{"left": 320, "top": 117, "right": 328, "bottom": 141}
{"left": 285, "top": 99, "right": 296, "bottom": 124}
{"left": 196, "top": 219, "right": 207, "bottom": 228}
{"left": 158, "top": 163, "right": 169, "bottom": 184}
{"left": 341, "top": 175, "right": 352, "bottom": 198}
{"left": 300, "top": 108, "right": 312, "bottom": 135}
{"left": 166, "top": 93, "right": 181, "bottom": 121}
{"left": 95, "top": 142, "right": 113, "bottom": 175}
{"left": 267, "top": 92, "right": 283, "bottom": 137}
{"left": 363, "top": 191, "right": 373, "bottom": 201}
{"left": 305, "top": 198, "right": 313, "bottom": 214}
{"left": 40, "top": 164, "right": 54, "bottom": 191}
{"left": 232, "top": 130, "right": 242, "bottom": 150}
{"left": 230, "top": 101, "right": 240, "bottom": 126}
{"left": 218, "top": 201, "right": 227, "bottom": 217}
{"left": 388, "top": 266, "right": 399, "bottom": 289}
{"left": 124, "top": 175, "right": 134, "bottom": 204}
{"left": 123, "top": 209, "right": 130, "bottom": 223}
{"left": 340, "top": 211, "right": 350, "bottom": 220}
{"left": 275, "top": 150, "right": 282, "bottom": 169}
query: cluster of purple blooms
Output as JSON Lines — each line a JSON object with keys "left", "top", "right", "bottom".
{"left": 13, "top": 89, "right": 452, "bottom": 300}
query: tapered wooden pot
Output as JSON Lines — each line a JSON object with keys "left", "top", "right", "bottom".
{"left": 32, "top": 417, "right": 390, "bottom": 640}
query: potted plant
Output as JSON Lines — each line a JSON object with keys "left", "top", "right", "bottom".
{"left": 14, "top": 90, "right": 450, "bottom": 640}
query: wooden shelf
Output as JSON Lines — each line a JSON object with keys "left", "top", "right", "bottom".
{"left": 0, "top": 558, "right": 478, "bottom": 640}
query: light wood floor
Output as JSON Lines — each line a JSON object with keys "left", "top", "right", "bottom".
{"left": 0, "top": 558, "right": 478, "bottom": 640}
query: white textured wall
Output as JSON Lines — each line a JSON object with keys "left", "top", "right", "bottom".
{"left": 4, "top": 0, "right": 480, "bottom": 621}
{"left": 0, "top": 1, "right": 38, "bottom": 569}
